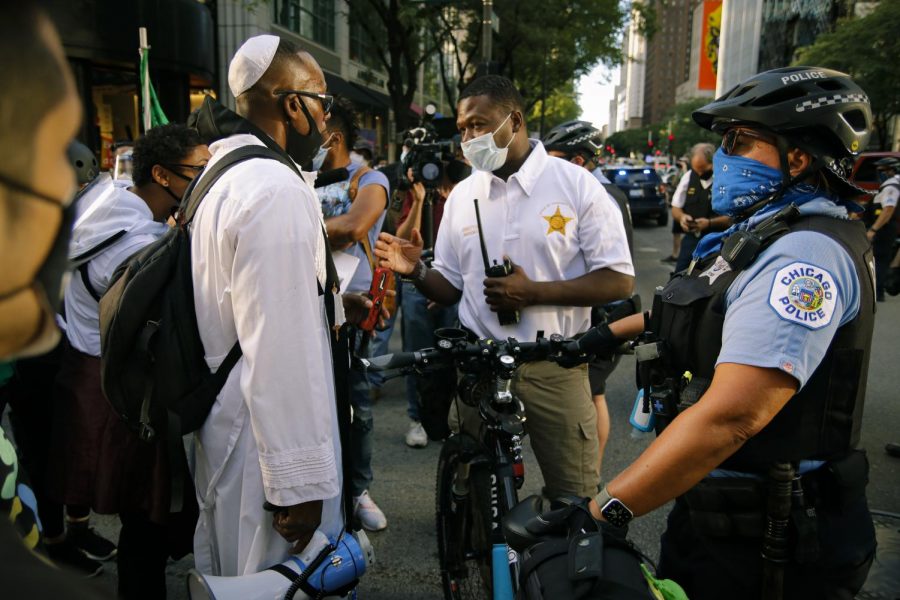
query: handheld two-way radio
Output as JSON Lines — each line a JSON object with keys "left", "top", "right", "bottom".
{"left": 474, "top": 198, "right": 519, "bottom": 326}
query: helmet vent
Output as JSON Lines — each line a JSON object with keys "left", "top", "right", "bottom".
{"left": 842, "top": 109, "right": 868, "bottom": 132}
{"left": 750, "top": 87, "right": 807, "bottom": 107}
{"left": 815, "top": 80, "right": 843, "bottom": 91}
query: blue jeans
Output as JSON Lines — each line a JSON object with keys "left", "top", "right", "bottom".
{"left": 675, "top": 233, "right": 701, "bottom": 272}
{"left": 400, "top": 282, "right": 458, "bottom": 421}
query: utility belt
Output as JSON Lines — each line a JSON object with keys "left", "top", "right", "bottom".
{"left": 681, "top": 450, "right": 870, "bottom": 564}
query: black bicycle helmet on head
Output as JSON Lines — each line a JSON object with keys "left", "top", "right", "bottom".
{"left": 693, "top": 66, "right": 872, "bottom": 199}
{"left": 875, "top": 157, "right": 900, "bottom": 171}
{"left": 67, "top": 140, "right": 99, "bottom": 186}
{"left": 543, "top": 120, "right": 602, "bottom": 157}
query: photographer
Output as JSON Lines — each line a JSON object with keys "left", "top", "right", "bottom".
{"left": 376, "top": 75, "right": 634, "bottom": 500}
{"left": 394, "top": 147, "right": 468, "bottom": 447}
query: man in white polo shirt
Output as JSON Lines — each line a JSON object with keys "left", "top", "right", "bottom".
{"left": 375, "top": 75, "right": 634, "bottom": 499}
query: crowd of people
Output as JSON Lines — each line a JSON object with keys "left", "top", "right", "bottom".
{"left": 0, "top": 3, "right": 887, "bottom": 600}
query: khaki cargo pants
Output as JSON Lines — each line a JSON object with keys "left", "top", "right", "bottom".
{"left": 449, "top": 361, "right": 600, "bottom": 500}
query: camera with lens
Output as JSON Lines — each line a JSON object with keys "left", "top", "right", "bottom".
{"left": 401, "top": 126, "right": 459, "bottom": 190}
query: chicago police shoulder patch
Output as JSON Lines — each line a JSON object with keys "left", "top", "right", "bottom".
{"left": 768, "top": 262, "right": 838, "bottom": 330}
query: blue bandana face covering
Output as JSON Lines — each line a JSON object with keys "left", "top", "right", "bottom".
{"left": 711, "top": 147, "right": 783, "bottom": 217}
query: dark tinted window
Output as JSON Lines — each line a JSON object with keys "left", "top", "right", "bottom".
{"left": 611, "top": 169, "right": 661, "bottom": 186}
{"left": 853, "top": 157, "right": 881, "bottom": 185}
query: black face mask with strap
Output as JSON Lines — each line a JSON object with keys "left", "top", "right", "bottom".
{"left": 284, "top": 96, "right": 324, "bottom": 168}
{"left": 0, "top": 171, "right": 75, "bottom": 314}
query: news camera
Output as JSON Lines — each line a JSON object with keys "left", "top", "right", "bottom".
{"left": 401, "top": 126, "right": 459, "bottom": 190}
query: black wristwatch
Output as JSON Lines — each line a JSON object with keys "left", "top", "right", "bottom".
{"left": 594, "top": 487, "right": 634, "bottom": 528}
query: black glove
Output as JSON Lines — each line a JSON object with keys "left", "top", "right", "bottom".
{"left": 575, "top": 323, "right": 623, "bottom": 360}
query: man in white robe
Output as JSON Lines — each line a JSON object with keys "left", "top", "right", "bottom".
{"left": 189, "top": 35, "right": 344, "bottom": 576}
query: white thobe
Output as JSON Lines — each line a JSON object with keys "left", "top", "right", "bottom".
{"left": 190, "top": 134, "right": 342, "bottom": 576}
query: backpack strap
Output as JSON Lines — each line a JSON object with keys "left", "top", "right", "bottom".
{"left": 347, "top": 166, "right": 379, "bottom": 274}
{"left": 79, "top": 264, "right": 102, "bottom": 303}
{"left": 180, "top": 144, "right": 298, "bottom": 225}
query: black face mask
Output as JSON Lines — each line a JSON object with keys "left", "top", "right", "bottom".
{"left": 699, "top": 169, "right": 713, "bottom": 181}
{"left": 284, "top": 96, "right": 324, "bottom": 167}
{"left": 0, "top": 171, "right": 75, "bottom": 314}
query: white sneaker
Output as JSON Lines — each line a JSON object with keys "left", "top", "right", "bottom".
{"left": 353, "top": 490, "right": 387, "bottom": 531}
{"left": 405, "top": 421, "right": 428, "bottom": 448}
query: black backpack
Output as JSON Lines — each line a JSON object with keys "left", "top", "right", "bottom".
{"left": 503, "top": 496, "right": 658, "bottom": 600}
{"left": 99, "top": 145, "right": 292, "bottom": 445}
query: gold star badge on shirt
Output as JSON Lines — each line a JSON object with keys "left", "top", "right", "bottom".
{"left": 543, "top": 205, "right": 573, "bottom": 236}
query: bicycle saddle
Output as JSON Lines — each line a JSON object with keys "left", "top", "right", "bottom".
{"left": 502, "top": 495, "right": 591, "bottom": 553}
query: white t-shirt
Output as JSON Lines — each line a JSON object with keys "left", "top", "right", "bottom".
{"left": 875, "top": 174, "right": 900, "bottom": 208}
{"left": 433, "top": 141, "right": 634, "bottom": 341}
{"left": 671, "top": 169, "right": 713, "bottom": 209}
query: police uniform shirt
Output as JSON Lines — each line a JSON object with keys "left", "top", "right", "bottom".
{"left": 433, "top": 140, "right": 634, "bottom": 341}
{"left": 874, "top": 174, "right": 900, "bottom": 209}
{"left": 671, "top": 169, "right": 713, "bottom": 209}
{"left": 709, "top": 199, "right": 862, "bottom": 389}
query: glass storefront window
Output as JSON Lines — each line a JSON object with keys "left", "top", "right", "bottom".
{"left": 274, "top": 0, "right": 336, "bottom": 50}
{"left": 92, "top": 67, "right": 139, "bottom": 171}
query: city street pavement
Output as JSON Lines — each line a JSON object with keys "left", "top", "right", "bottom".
{"left": 80, "top": 219, "right": 899, "bottom": 598}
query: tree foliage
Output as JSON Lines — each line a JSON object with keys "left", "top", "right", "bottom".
{"left": 794, "top": 1, "right": 900, "bottom": 150}
{"left": 341, "top": 0, "right": 646, "bottom": 136}
{"left": 527, "top": 81, "right": 582, "bottom": 134}
{"left": 605, "top": 97, "right": 719, "bottom": 159}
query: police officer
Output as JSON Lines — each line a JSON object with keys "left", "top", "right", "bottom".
{"left": 577, "top": 67, "right": 877, "bottom": 599}
{"left": 865, "top": 156, "right": 899, "bottom": 300}
{"left": 670, "top": 142, "right": 731, "bottom": 271}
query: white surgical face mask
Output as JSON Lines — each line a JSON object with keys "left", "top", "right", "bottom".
{"left": 311, "top": 133, "right": 336, "bottom": 172}
{"left": 461, "top": 113, "right": 514, "bottom": 172}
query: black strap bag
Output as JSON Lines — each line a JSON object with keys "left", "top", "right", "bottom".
{"left": 504, "top": 496, "right": 658, "bottom": 600}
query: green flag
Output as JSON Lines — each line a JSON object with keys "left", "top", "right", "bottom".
{"left": 140, "top": 46, "right": 169, "bottom": 129}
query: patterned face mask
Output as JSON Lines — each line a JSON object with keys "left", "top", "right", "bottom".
{"left": 711, "top": 147, "right": 782, "bottom": 217}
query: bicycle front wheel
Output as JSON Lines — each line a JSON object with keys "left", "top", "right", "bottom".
{"left": 436, "top": 434, "right": 493, "bottom": 600}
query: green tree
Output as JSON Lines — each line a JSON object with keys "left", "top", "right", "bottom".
{"left": 527, "top": 82, "right": 582, "bottom": 133}
{"left": 794, "top": 1, "right": 900, "bottom": 150}
{"left": 658, "top": 97, "right": 720, "bottom": 157}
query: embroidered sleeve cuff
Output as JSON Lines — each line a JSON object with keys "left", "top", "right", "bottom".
{"left": 258, "top": 443, "right": 340, "bottom": 504}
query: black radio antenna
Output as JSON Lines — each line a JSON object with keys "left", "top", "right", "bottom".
{"left": 473, "top": 198, "right": 491, "bottom": 270}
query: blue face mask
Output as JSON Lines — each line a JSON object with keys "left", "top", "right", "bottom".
{"left": 877, "top": 170, "right": 889, "bottom": 183}
{"left": 711, "top": 147, "right": 783, "bottom": 217}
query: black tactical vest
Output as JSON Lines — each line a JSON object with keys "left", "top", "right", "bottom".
{"left": 681, "top": 170, "right": 714, "bottom": 220}
{"left": 645, "top": 215, "right": 875, "bottom": 472}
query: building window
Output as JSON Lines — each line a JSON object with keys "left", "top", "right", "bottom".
{"left": 348, "top": 2, "right": 384, "bottom": 71}
{"left": 274, "top": 0, "right": 335, "bottom": 50}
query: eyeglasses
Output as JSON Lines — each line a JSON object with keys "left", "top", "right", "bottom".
{"left": 274, "top": 89, "right": 334, "bottom": 115}
{"left": 721, "top": 128, "right": 777, "bottom": 156}
{"left": 161, "top": 163, "right": 206, "bottom": 182}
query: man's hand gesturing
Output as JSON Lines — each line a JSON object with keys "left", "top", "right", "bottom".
{"left": 375, "top": 229, "right": 424, "bottom": 275}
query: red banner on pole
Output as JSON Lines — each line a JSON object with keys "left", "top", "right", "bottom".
{"left": 699, "top": 0, "right": 722, "bottom": 91}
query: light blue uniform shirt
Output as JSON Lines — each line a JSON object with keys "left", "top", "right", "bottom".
{"left": 710, "top": 199, "right": 865, "bottom": 477}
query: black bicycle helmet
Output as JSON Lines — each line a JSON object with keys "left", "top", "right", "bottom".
{"left": 693, "top": 67, "right": 872, "bottom": 199}
{"left": 875, "top": 157, "right": 900, "bottom": 171}
{"left": 543, "top": 120, "right": 602, "bottom": 157}
{"left": 67, "top": 140, "right": 99, "bottom": 185}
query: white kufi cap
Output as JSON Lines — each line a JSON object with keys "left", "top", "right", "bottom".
{"left": 228, "top": 34, "right": 281, "bottom": 97}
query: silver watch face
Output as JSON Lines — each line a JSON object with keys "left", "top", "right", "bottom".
{"left": 601, "top": 499, "right": 633, "bottom": 528}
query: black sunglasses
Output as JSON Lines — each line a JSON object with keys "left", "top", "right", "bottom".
{"left": 161, "top": 163, "right": 205, "bottom": 182}
{"left": 274, "top": 89, "right": 334, "bottom": 115}
{"left": 721, "top": 128, "right": 778, "bottom": 156}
